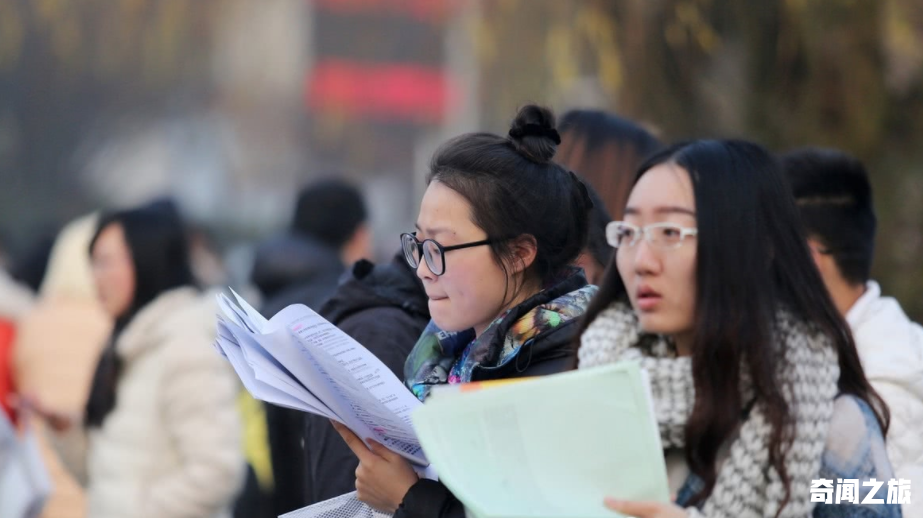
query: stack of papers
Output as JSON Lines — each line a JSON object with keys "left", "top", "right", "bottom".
{"left": 411, "top": 362, "right": 670, "bottom": 518}
{"left": 213, "top": 290, "right": 427, "bottom": 466}
{"left": 280, "top": 491, "right": 391, "bottom": 518}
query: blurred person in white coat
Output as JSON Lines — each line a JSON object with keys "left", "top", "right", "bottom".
{"left": 784, "top": 148, "right": 923, "bottom": 518}
{"left": 29, "top": 203, "right": 244, "bottom": 518}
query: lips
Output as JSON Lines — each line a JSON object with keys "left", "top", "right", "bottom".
{"left": 635, "top": 285, "right": 662, "bottom": 311}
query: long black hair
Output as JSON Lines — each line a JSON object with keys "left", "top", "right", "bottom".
{"left": 577, "top": 140, "right": 888, "bottom": 512}
{"left": 84, "top": 202, "right": 196, "bottom": 428}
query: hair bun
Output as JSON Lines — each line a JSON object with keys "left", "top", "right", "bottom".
{"left": 508, "top": 104, "right": 559, "bottom": 163}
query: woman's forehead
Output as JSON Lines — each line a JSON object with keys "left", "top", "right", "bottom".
{"left": 417, "top": 182, "right": 477, "bottom": 238}
{"left": 626, "top": 163, "right": 695, "bottom": 214}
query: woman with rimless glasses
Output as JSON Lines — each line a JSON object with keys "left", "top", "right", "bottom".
{"left": 332, "top": 105, "right": 597, "bottom": 517}
{"left": 577, "top": 140, "right": 898, "bottom": 518}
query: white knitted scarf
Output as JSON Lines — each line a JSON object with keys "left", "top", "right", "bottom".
{"left": 579, "top": 302, "right": 839, "bottom": 518}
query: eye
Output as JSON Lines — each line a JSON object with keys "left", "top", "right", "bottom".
{"left": 656, "top": 225, "right": 684, "bottom": 245}
{"left": 618, "top": 226, "right": 636, "bottom": 243}
{"left": 661, "top": 226, "right": 681, "bottom": 237}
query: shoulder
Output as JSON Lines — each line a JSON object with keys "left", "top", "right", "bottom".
{"left": 849, "top": 283, "right": 921, "bottom": 348}
{"left": 816, "top": 395, "right": 902, "bottom": 518}
{"left": 821, "top": 395, "right": 894, "bottom": 481}
{"left": 141, "top": 288, "right": 221, "bottom": 367}
{"left": 339, "top": 306, "right": 426, "bottom": 341}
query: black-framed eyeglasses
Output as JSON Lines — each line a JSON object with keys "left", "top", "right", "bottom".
{"left": 400, "top": 232, "right": 493, "bottom": 276}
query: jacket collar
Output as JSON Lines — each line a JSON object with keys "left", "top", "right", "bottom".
{"left": 117, "top": 287, "right": 203, "bottom": 360}
{"left": 404, "top": 267, "right": 595, "bottom": 400}
{"left": 845, "top": 281, "right": 880, "bottom": 329}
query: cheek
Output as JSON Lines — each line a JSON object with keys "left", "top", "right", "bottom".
{"left": 437, "top": 257, "right": 506, "bottom": 322}
{"left": 615, "top": 252, "right": 633, "bottom": 289}
{"left": 671, "top": 253, "right": 697, "bottom": 316}
{"left": 93, "top": 269, "right": 113, "bottom": 296}
{"left": 118, "top": 266, "right": 136, "bottom": 301}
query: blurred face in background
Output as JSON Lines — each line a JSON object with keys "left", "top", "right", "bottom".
{"left": 574, "top": 252, "right": 605, "bottom": 285}
{"left": 91, "top": 223, "right": 136, "bottom": 319}
{"left": 413, "top": 181, "right": 529, "bottom": 337}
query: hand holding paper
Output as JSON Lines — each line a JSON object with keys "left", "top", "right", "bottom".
{"left": 604, "top": 498, "right": 687, "bottom": 518}
{"left": 332, "top": 420, "right": 420, "bottom": 513}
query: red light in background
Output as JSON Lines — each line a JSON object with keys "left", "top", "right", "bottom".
{"left": 306, "top": 60, "right": 458, "bottom": 124}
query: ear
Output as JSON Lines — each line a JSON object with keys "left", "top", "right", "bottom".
{"left": 507, "top": 234, "right": 538, "bottom": 275}
{"left": 806, "top": 237, "right": 826, "bottom": 271}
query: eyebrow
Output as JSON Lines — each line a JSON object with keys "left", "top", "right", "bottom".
{"left": 624, "top": 206, "right": 697, "bottom": 217}
{"left": 413, "top": 223, "right": 455, "bottom": 237}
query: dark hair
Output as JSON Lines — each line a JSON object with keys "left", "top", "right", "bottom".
{"left": 581, "top": 180, "right": 613, "bottom": 269}
{"left": 292, "top": 179, "right": 367, "bottom": 249}
{"left": 577, "top": 140, "right": 888, "bottom": 514}
{"left": 557, "top": 109, "right": 661, "bottom": 219}
{"left": 781, "top": 148, "right": 876, "bottom": 285}
{"left": 427, "top": 104, "right": 591, "bottom": 297}
{"left": 84, "top": 203, "right": 196, "bottom": 428}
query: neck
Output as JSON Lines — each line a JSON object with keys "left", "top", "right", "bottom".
{"left": 828, "top": 278, "right": 867, "bottom": 317}
{"left": 672, "top": 332, "right": 694, "bottom": 357}
{"left": 473, "top": 279, "right": 541, "bottom": 338}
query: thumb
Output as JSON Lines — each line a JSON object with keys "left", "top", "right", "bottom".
{"left": 367, "top": 439, "right": 401, "bottom": 461}
{"left": 604, "top": 498, "right": 660, "bottom": 517}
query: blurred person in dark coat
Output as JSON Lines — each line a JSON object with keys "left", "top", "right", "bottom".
{"left": 297, "top": 250, "right": 430, "bottom": 505}
{"left": 249, "top": 179, "right": 371, "bottom": 515}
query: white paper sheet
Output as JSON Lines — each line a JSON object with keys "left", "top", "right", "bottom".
{"left": 215, "top": 291, "right": 427, "bottom": 465}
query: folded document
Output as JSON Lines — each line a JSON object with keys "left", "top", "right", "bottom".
{"left": 213, "top": 290, "right": 427, "bottom": 466}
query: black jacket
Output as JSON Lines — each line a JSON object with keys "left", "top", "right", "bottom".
{"left": 250, "top": 233, "right": 345, "bottom": 515}
{"left": 302, "top": 252, "right": 430, "bottom": 505}
{"left": 250, "top": 234, "right": 344, "bottom": 317}
{"left": 394, "top": 269, "right": 588, "bottom": 518}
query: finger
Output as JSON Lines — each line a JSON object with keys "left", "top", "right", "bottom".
{"left": 331, "top": 421, "right": 375, "bottom": 463}
{"left": 367, "top": 439, "right": 402, "bottom": 461}
{"left": 604, "top": 498, "right": 661, "bottom": 517}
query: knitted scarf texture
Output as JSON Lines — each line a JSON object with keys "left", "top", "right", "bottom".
{"left": 579, "top": 302, "right": 839, "bottom": 518}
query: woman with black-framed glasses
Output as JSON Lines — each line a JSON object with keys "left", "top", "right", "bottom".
{"left": 332, "top": 105, "right": 597, "bottom": 518}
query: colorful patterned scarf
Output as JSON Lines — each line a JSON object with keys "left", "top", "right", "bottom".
{"left": 404, "top": 268, "right": 597, "bottom": 401}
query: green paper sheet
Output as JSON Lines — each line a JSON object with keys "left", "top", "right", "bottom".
{"left": 411, "top": 362, "right": 670, "bottom": 518}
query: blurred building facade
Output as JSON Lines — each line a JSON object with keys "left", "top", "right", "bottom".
{"left": 1, "top": 0, "right": 922, "bottom": 317}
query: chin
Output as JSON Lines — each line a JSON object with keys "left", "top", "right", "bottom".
{"left": 636, "top": 314, "right": 682, "bottom": 336}
{"left": 431, "top": 318, "right": 468, "bottom": 333}
{"left": 429, "top": 306, "right": 459, "bottom": 332}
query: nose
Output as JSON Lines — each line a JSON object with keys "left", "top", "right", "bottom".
{"left": 630, "top": 237, "right": 661, "bottom": 276}
{"left": 415, "top": 255, "right": 436, "bottom": 282}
